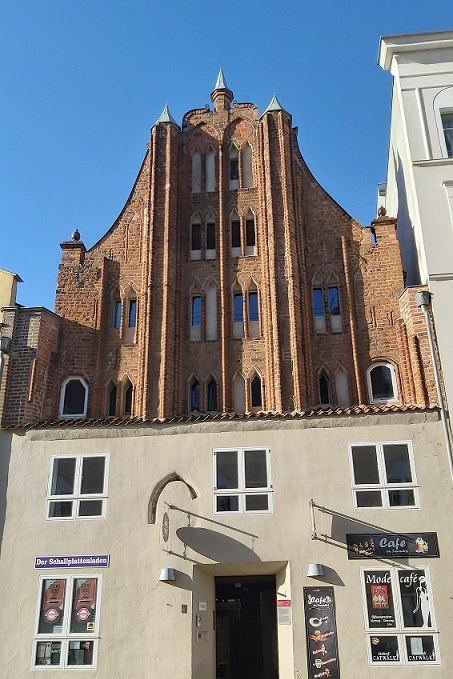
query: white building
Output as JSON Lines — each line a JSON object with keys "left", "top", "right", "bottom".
{"left": 379, "top": 31, "right": 453, "bottom": 410}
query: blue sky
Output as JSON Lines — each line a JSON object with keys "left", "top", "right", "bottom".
{"left": 1, "top": 1, "right": 452, "bottom": 308}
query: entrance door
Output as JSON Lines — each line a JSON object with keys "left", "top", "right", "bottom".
{"left": 215, "top": 575, "right": 278, "bottom": 679}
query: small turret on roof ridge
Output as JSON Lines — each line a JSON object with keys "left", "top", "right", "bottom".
{"left": 214, "top": 67, "right": 230, "bottom": 92}
{"left": 262, "top": 94, "right": 286, "bottom": 116}
{"left": 154, "top": 104, "right": 178, "bottom": 127}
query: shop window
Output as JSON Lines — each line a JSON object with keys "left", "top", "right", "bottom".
{"left": 245, "top": 210, "right": 256, "bottom": 256}
{"left": 207, "top": 377, "right": 218, "bottom": 412}
{"left": 367, "top": 363, "right": 398, "bottom": 403}
{"left": 33, "top": 575, "right": 101, "bottom": 669}
{"left": 362, "top": 567, "right": 439, "bottom": 665}
{"left": 59, "top": 378, "right": 88, "bottom": 419}
{"left": 242, "top": 142, "right": 253, "bottom": 188}
{"left": 349, "top": 442, "right": 418, "bottom": 509}
{"left": 47, "top": 455, "right": 108, "bottom": 520}
{"left": 229, "top": 145, "right": 239, "bottom": 190}
{"left": 250, "top": 374, "right": 262, "bottom": 409}
{"left": 112, "top": 299, "right": 122, "bottom": 329}
{"left": 192, "top": 151, "right": 201, "bottom": 193}
{"left": 214, "top": 447, "right": 272, "bottom": 514}
{"left": 206, "top": 148, "right": 216, "bottom": 192}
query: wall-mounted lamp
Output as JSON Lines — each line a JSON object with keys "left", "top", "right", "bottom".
{"left": 159, "top": 567, "right": 176, "bottom": 582}
{"left": 307, "top": 563, "right": 325, "bottom": 578}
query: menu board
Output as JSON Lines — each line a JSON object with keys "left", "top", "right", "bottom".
{"left": 304, "top": 587, "right": 340, "bottom": 679}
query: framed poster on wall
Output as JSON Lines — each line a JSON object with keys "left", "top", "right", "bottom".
{"left": 303, "top": 587, "right": 340, "bottom": 679}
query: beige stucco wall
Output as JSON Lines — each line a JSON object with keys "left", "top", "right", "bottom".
{"left": 0, "top": 411, "right": 452, "bottom": 678}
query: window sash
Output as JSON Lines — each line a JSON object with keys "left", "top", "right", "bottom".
{"left": 214, "top": 448, "right": 272, "bottom": 514}
{"left": 47, "top": 456, "right": 108, "bottom": 520}
{"left": 349, "top": 442, "right": 418, "bottom": 509}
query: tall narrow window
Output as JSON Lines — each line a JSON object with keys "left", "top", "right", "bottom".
{"left": 251, "top": 375, "right": 262, "bottom": 409}
{"left": 113, "top": 300, "right": 122, "bottom": 329}
{"left": 245, "top": 211, "right": 256, "bottom": 256}
{"left": 328, "top": 285, "right": 341, "bottom": 332}
{"left": 233, "top": 285, "right": 243, "bottom": 339}
{"left": 206, "top": 220, "right": 216, "bottom": 259}
{"left": 107, "top": 383, "right": 117, "bottom": 417}
{"left": 190, "top": 217, "right": 202, "bottom": 260}
{"left": 231, "top": 214, "right": 241, "bottom": 257}
{"left": 192, "top": 151, "right": 201, "bottom": 193}
{"left": 232, "top": 373, "right": 245, "bottom": 413}
{"left": 248, "top": 284, "right": 259, "bottom": 338}
{"left": 123, "top": 381, "right": 133, "bottom": 417}
{"left": 190, "top": 294, "right": 202, "bottom": 341}
{"left": 190, "top": 379, "right": 200, "bottom": 412}
{"left": 367, "top": 363, "right": 398, "bottom": 403}
{"left": 207, "top": 378, "right": 218, "bottom": 412}
{"left": 312, "top": 287, "right": 326, "bottom": 333}
{"left": 128, "top": 298, "right": 137, "bottom": 328}
{"left": 206, "top": 148, "right": 216, "bottom": 192}
{"left": 206, "top": 284, "right": 217, "bottom": 341}
{"left": 229, "top": 146, "right": 239, "bottom": 189}
{"left": 242, "top": 142, "right": 253, "bottom": 188}
{"left": 441, "top": 112, "right": 453, "bottom": 158}
{"left": 59, "top": 378, "right": 88, "bottom": 419}
{"left": 319, "top": 372, "right": 330, "bottom": 405}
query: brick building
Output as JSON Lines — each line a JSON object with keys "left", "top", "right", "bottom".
{"left": 0, "top": 72, "right": 451, "bottom": 678}
{"left": 0, "top": 73, "right": 438, "bottom": 427}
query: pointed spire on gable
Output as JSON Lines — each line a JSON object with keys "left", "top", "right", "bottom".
{"left": 262, "top": 94, "right": 286, "bottom": 116}
{"left": 214, "top": 67, "right": 229, "bottom": 91}
{"left": 154, "top": 104, "right": 178, "bottom": 127}
{"left": 211, "top": 68, "right": 234, "bottom": 112}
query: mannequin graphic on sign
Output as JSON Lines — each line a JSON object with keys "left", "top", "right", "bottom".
{"left": 413, "top": 577, "right": 431, "bottom": 628}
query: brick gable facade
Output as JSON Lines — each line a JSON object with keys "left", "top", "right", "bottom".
{"left": 0, "top": 81, "right": 438, "bottom": 425}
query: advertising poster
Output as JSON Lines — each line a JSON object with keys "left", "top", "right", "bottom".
{"left": 304, "top": 587, "right": 340, "bottom": 679}
{"left": 363, "top": 570, "right": 396, "bottom": 628}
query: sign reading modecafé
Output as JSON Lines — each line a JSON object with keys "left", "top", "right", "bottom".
{"left": 346, "top": 533, "right": 439, "bottom": 559}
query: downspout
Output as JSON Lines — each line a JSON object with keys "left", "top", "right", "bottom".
{"left": 415, "top": 290, "right": 453, "bottom": 483}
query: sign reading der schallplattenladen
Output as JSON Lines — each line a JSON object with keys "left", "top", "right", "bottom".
{"left": 35, "top": 555, "right": 110, "bottom": 569}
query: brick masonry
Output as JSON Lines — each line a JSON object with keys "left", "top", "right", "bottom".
{"left": 0, "top": 84, "right": 440, "bottom": 425}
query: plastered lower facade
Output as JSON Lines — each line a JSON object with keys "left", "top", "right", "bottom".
{"left": 0, "top": 411, "right": 452, "bottom": 678}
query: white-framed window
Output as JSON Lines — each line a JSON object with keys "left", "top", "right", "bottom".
{"left": 367, "top": 362, "right": 398, "bottom": 403}
{"left": 59, "top": 377, "right": 88, "bottom": 419}
{"left": 441, "top": 111, "right": 453, "bottom": 158}
{"left": 47, "top": 455, "right": 108, "bottom": 520}
{"left": 190, "top": 294, "right": 202, "bottom": 341}
{"left": 32, "top": 574, "right": 101, "bottom": 669}
{"left": 361, "top": 567, "right": 439, "bottom": 666}
{"left": 349, "top": 441, "right": 418, "bottom": 509}
{"left": 213, "top": 447, "right": 272, "bottom": 514}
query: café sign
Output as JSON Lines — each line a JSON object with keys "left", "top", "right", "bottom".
{"left": 346, "top": 533, "right": 439, "bottom": 559}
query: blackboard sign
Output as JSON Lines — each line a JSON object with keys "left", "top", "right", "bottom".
{"left": 304, "top": 587, "right": 340, "bottom": 679}
{"left": 346, "top": 532, "right": 439, "bottom": 559}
